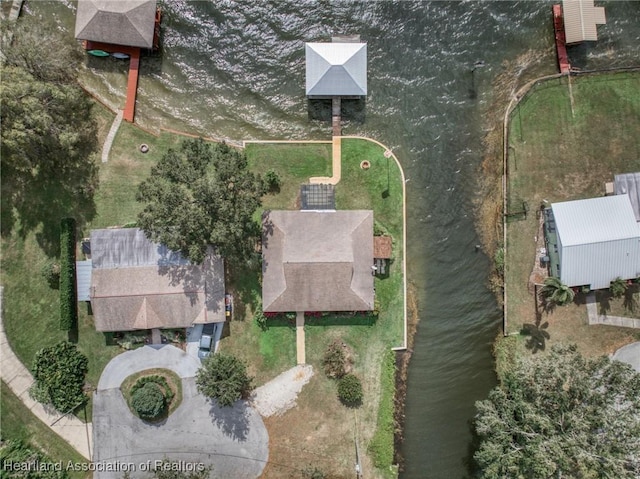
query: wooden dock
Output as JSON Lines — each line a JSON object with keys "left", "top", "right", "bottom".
{"left": 553, "top": 4, "right": 571, "bottom": 74}
{"left": 83, "top": 41, "right": 141, "bottom": 123}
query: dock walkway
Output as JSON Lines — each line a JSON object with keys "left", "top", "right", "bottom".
{"left": 553, "top": 5, "right": 571, "bottom": 74}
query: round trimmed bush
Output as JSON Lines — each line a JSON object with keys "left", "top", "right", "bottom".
{"left": 337, "top": 374, "right": 363, "bottom": 407}
{"left": 131, "top": 382, "right": 166, "bottom": 419}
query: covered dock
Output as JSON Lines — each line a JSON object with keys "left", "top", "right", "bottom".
{"left": 562, "top": 0, "right": 606, "bottom": 44}
{"left": 75, "top": 0, "right": 160, "bottom": 123}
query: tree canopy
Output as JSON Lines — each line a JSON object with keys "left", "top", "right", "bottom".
{"left": 474, "top": 345, "right": 640, "bottom": 479}
{"left": 136, "top": 139, "right": 264, "bottom": 265}
{"left": 195, "top": 353, "right": 253, "bottom": 407}
{"left": 30, "top": 341, "right": 89, "bottom": 413}
{"left": 0, "top": 19, "right": 98, "bottom": 254}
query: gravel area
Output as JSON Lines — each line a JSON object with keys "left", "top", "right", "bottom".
{"left": 251, "top": 365, "right": 314, "bottom": 417}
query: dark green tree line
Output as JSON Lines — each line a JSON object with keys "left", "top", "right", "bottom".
{"left": 474, "top": 345, "right": 640, "bottom": 478}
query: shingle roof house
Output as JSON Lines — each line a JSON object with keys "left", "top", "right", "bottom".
{"left": 262, "top": 210, "right": 374, "bottom": 312}
{"left": 550, "top": 195, "right": 640, "bottom": 289}
{"left": 90, "top": 228, "right": 225, "bottom": 332}
{"left": 75, "top": 0, "right": 157, "bottom": 49}
{"left": 305, "top": 42, "right": 367, "bottom": 97}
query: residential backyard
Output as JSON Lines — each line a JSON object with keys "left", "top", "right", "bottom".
{"left": 226, "top": 139, "right": 405, "bottom": 478}
{"left": 1, "top": 96, "right": 405, "bottom": 478}
{"left": 502, "top": 71, "right": 640, "bottom": 368}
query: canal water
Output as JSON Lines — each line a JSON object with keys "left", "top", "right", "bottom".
{"left": 26, "top": 1, "right": 640, "bottom": 477}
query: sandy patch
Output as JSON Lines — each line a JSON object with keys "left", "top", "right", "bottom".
{"left": 251, "top": 365, "right": 314, "bottom": 417}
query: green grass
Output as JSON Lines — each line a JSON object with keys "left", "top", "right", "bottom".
{"left": 227, "top": 139, "right": 404, "bottom": 477}
{"left": 368, "top": 349, "right": 399, "bottom": 477}
{"left": 120, "top": 369, "right": 183, "bottom": 418}
{"left": 505, "top": 72, "right": 640, "bottom": 335}
{"left": 1, "top": 381, "right": 90, "bottom": 479}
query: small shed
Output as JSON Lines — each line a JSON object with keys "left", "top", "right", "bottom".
{"left": 562, "top": 0, "right": 606, "bottom": 44}
{"left": 373, "top": 236, "right": 392, "bottom": 276}
{"left": 305, "top": 42, "right": 367, "bottom": 98}
{"left": 75, "top": 0, "right": 157, "bottom": 49}
{"left": 551, "top": 195, "right": 640, "bottom": 289}
{"left": 615, "top": 172, "right": 640, "bottom": 222}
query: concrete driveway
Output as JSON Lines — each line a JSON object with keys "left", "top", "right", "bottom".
{"left": 613, "top": 342, "right": 640, "bottom": 372}
{"left": 93, "top": 345, "right": 268, "bottom": 479}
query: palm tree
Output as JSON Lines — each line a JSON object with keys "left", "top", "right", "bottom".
{"left": 609, "top": 277, "right": 627, "bottom": 298}
{"left": 540, "top": 276, "right": 574, "bottom": 306}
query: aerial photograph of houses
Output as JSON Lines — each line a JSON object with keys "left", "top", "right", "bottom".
{"left": 1, "top": 1, "right": 639, "bottom": 479}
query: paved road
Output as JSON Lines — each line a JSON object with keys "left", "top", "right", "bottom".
{"left": 93, "top": 345, "right": 268, "bottom": 479}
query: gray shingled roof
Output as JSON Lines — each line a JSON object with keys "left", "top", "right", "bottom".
{"left": 305, "top": 42, "right": 367, "bottom": 97}
{"left": 75, "top": 0, "right": 157, "bottom": 49}
{"left": 89, "top": 228, "right": 225, "bottom": 332}
{"left": 262, "top": 210, "right": 374, "bottom": 312}
{"left": 615, "top": 172, "right": 640, "bottom": 222}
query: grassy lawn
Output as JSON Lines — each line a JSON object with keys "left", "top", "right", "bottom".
{"left": 225, "top": 139, "right": 404, "bottom": 478}
{"left": 1, "top": 381, "right": 90, "bottom": 479}
{"left": 501, "top": 71, "right": 640, "bottom": 372}
{"left": 0, "top": 105, "right": 183, "bottom": 421}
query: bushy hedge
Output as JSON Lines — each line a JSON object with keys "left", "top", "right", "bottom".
{"left": 129, "top": 375, "right": 173, "bottom": 420}
{"left": 132, "top": 383, "right": 166, "bottom": 419}
{"left": 30, "top": 341, "right": 88, "bottom": 413}
{"left": 59, "top": 217, "right": 77, "bottom": 331}
{"left": 337, "top": 374, "right": 363, "bottom": 407}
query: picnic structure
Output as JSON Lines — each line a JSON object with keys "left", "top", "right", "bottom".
{"left": 262, "top": 210, "right": 374, "bottom": 313}
{"left": 85, "top": 228, "right": 225, "bottom": 332}
{"left": 544, "top": 195, "right": 640, "bottom": 289}
{"left": 561, "top": 0, "right": 606, "bottom": 44}
{"left": 74, "top": 0, "right": 161, "bottom": 122}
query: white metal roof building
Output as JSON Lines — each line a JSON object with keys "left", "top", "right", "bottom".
{"left": 551, "top": 195, "right": 640, "bottom": 289}
{"left": 562, "top": 0, "right": 606, "bottom": 44}
{"left": 615, "top": 172, "right": 640, "bottom": 222}
{"left": 305, "top": 42, "right": 367, "bottom": 97}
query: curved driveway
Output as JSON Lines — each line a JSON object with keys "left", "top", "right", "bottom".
{"left": 93, "top": 345, "right": 268, "bottom": 479}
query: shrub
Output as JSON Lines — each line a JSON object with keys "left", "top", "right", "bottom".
{"left": 494, "top": 247, "right": 505, "bottom": 278}
{"left": 610, "top": 277, "right": 627, "bottom": 298}
{"left": 322, "top": 339, "right": 351, "bottom": 379}
{"left": 302, "top": 466, "right": 326, "bottom": 479}
{"left": 31, "top": 341, "right": 88, "bottom": 413}
{"left": 131, "top": 382, "right": 166, "bottom": 419}
{"left": 337, "top": 374, "right": 363, "bottom": 407}
{"left": 59, "top": 217, "right": 77, "bottom": 331}
{"left": 264, "top": 169, "right": 281, "bottom": 193}
{"left": 41, "top": 259, "right": 60, "bottom": 289}
{"left": 196, "top": 353, "right": 253, "bottom": 407}
{"left": 254, "top": 307, "right": 268, "bottom": 331}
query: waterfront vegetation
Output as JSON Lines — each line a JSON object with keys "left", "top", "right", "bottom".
{"left": 499, "top": 71, "right": 640, "bottom": 378}
{"left": 1, "top": 99, "right": 404, "bottom": 477}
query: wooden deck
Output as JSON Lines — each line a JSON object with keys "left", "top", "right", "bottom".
{"left": 83, "top": 41, "right": 141, "bottom": 123}
{"left": 553, "top": 4, "right": 571, "bottom": 74}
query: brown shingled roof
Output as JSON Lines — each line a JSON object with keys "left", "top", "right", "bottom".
{"left": 262, "top": 210, "right": 374, "bottom": 312}
{"left": 89, "top": 228, "right": 225, "bottom": 332}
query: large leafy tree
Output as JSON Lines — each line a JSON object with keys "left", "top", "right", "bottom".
{"left": 137, "top": 139, "right": 264, "bottom": 265}
{"left": 30, "top": 341, "right": 89, "bottom": 413}
{"left": 195, "top": 353, "right": 253, "bottom": 407}
{"left": 474, "top": 345, "right": 640, "bottom": 478}
{"left": 0, "top": 20, "right": 98, "bottom": 253}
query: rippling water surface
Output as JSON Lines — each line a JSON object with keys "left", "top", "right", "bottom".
{"left": 27, "top": 1, "right": 640, "bottom": 477}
